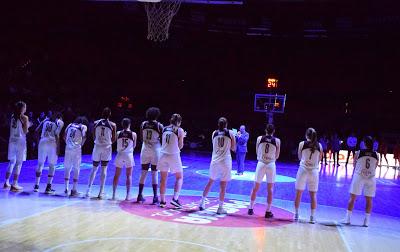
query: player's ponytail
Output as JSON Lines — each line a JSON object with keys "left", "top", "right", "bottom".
{"left": 306, "top": 128, "right": 318, "bottom": 152}
{"left": 218, "top": 117, "right": 227, "bottom": 131}
{"left": 170, "top": 113, "right": 182, "bottom": 126}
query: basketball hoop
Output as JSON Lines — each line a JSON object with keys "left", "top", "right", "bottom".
{"left": 142, "top": 0, "right": 182, "bottom": 42}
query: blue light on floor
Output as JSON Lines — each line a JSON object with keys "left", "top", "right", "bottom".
{"left": 195, "top": 169, "right": 296, "bottom": 183}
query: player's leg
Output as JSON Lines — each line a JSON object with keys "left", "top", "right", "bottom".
{"left": 87, "top": 161, "right": 100, "bottom": 197}
{"left": 151, "top": 165, "right": 159, "bottom": 204}
{"left": 98, "top": 160, "right": 109, "bottom": 199}
{"left": 34, "top": 141, "right": 46, "bottom": 191}
{"left": 294, "top": 168, "right": 307, "bottom": 220}
{"left": 364, "top": 196, "right": 373, "bottom": 227}
{"left": 384, "top": 154, "right": 388, "bottom": 166}
{"left": 10, "top": 160, "right": 23, "bottom": 191}
{"left": 64, "top": 160, "right": 72, "bottom": 194}
{"left": 45, "top": 143, "right": 58, "bottom": 194}
{"left": 171, "top": 171, "right": 183, "bottom": 208}
{"left": 217, "top": 181, "right": 228, "bottom": 214}
{"left": 248, "top": 182, "right": 261, "bottom": 215}
{"left": 137, "top": 164, "right": 149, "bottom": 203}
{"left": 70, "top": 152, "right": 81, "bottom": 196}
{"left": 159, "top": 171, "right": 168, "bottom": 207}
{"left": 346, "top": 149, "right": 351, "bottom": 166}
{"left": 309, "top": 191, "right": 317, "bottom": 224}
{"left": 112, "top": 167, "right": 122, "bottom": 200}
{"left": 294, "top": 190, "right": 303, "bottom": 221}
{"left": 125, "top": 167, "right": 132, "bottom": 201}
{"left": 265, "top": 183, "right": 275, "bottom": 218}
{"left": 4, "top": 159, "right": 16, "bottom": 188}
{"left": 199, "top": 178, "right": 214, "bottom": 210}
{"left": 342, "top": 193, "right": 357, "bottom": 225}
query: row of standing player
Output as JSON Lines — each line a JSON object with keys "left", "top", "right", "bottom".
{"left": 5, "top": 102, "right": 378, "bottom": 225}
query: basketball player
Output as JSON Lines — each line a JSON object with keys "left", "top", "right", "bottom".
{"left": 294, "top": 128, "right": 323, "bottom": 223}
{"left": 86, "top": 107, "right": 117, "bottom": 199}
{"left": 158, "top": 114, "right": 186, "bottom": 208}
{"left": 199, "top": 117, "right": 236, "bottom": 214}
{"left": 112, "top": 118, "right": 137, "bottom": 201}
{"left": 248, "top": 124, "right": 281, "bottom": 218}
{"left": 4, "top": 101, "right": 29, "bottom": 192}
{"left": 34, "top": 113, "right": 64, "bottom": 194}
{"left": 137, "top": 107, "right": 163, "bottom": 204}
{"left": 342, "top": 136, "right": 378, "bottom": 227}
{"left": 63, "top": 116, "right": 88, "bottom": 196}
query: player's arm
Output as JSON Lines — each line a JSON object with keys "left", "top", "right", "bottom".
{"left": 81, "top": 126, "right": 87, "bottom": 146}
{"left": 111, "top": 122, "right": 117, "bottom": 143}
{"left": 255, "top": 136, "right": 261, "bottom": 154}
{"left": 132, "top": 132, "right": 137, "bottom": 149}
{"left": 298, "top": 142, "right": 303, "bottom": 160}
{"left": 21, "top": 114, "right": 29, "bottom": 134}
{"left": 353, "top": 151, "right": 359, "bottom": 167}
{"left": 230, "top": 131, "right": 237, "bottom": 152}
{"left": 276, "top": 138, "right": 281, "bottom": 160}
{"left": 139, "top": 123, "right": 144, "bottom": 143}
{"left": 318, "top": 143, "right": 323, "bottom": 162}
{"left": 178, "top": 128, "right": 185, "bottom": 150}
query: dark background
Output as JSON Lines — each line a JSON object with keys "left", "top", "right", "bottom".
{"left": 0, "top": 0, "right": 399, "bottom": 160}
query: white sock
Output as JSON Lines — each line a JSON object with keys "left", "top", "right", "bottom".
{"left": 200, "top": 196, "right": 206, "bottom": 205}
{"left": 345, "top": 210, "right": 352, "bottom": 222}
{"left": 267, "top": 203, "right": 272, "bottom": 212}
{"left": 250, "top": 200, "right": 255, "bottom": 209}
{"left": 295, "top": 208, "right": 299, "bottom": 215}
{"left": 219, "top": 200, "right": 224, "bottom": 208}
{"left": 5, "top": 178, "right": 10, "bottom": 184}
{"left": 64, "top": 179, "right": 69, "bottom": 190}
{"left": 364, "top": 213, "right": 371, "bottom": 225}
{"left": 35, "top": 176, "right": 40, "bottom": 185}
{"left": 161, "top": 194, "right": 166, "bottom": 202}
{"left": 173, "top": 191, "right": 180, "bottom": 200}
{"left": 47, "top": 175, "right": 54, "bottom": 185}
{"left": 72, "top": 180, "right": 78, "bottom": 191}
{"left": 311, "top": 209, "right": 316, "bottom": 217}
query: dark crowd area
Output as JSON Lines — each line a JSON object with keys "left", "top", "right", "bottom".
{"left": 0, "top": 1, "right": 399, "bottom": 161}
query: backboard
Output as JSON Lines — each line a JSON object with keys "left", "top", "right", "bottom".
{"left": 254, "top": 94, "right": 286, "bottom": 113}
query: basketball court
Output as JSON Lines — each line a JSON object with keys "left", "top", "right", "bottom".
{"left": 1, "top": 152, "right": 400, "bottom": 251}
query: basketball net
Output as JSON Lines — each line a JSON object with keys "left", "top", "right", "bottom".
{"left": 144, "top": 0, "right": 182, "bottom": 42}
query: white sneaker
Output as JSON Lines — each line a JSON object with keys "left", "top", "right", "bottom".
{"left": 310, "top": 216, "right": 316, "bottom": 224}
{"left": 340, "top": 218, "right": 351, "bottom": 225}
{"left": 363, "top": 218, "right": 369, "bottom": 227}
{"left": 217, "top": 207, "right": 227, "bottom": 215}
{"left": 98, "top": 192, "right": 106, "bottom": 200}
{"left": 10, "top": 184, "right": 23, "bottom": 192}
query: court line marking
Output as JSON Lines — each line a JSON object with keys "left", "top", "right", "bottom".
{"left": 337, "top": 226, "right": 353, "bottom": 252}
{"left": 43, "top": 237, "right": 227, "bottom": 252}
{"left": 0, "top": 200, "right": 80, "bottom": 228}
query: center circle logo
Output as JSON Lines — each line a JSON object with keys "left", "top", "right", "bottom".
{"left": 120, "top": 196, "right": 293, "bottom": 228}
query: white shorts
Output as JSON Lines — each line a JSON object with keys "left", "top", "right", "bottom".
{"left": 114, "top": 152, "right": 135, "bottom": 168}
{"left": 92, "top": 145, "right": 112, "bottom": 162}
{"left": 350, "top": 174, "right": 376, "bottom": 197}
{"left": 295, "top": 167, "right": 319, "bottom": 192}
{"left": 64, "top": 149, "right": 82, "bottom": 171}
{"left": 157, "top": 153, "right": 183, "bottom": 173}
{"left": 255, "top": 161, "right": 276, "bottom": 184}
{"left": 140, "top": 147, "right": 160, "bottom": 166}
{"left": 209, "top": 158, "right": 232, "bottom": 182}
{"left": 38, "top": 140, "right": 58, "bottom": 165}
{"left": 8, "top": 139, "right": 27, "bottom": 163}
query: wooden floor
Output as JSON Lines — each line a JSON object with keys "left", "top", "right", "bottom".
{"left": 0, "top": 196, "right": 347, "bottom": 252}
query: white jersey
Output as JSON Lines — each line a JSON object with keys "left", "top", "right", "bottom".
{"left": 354, "top": 150, "right": 378, "bottom": 178}
{"left": 40, "top": 120, "right": 62, "bottom": 142}
{"left": 141, "top": 120, "right": 163, "bottom": 151}
{"left": 9, "top": 115, "right": 26, "bottom": 142}
{"left": 117, "top": 130, "right": 136, "bottom": 153}
{"left": 257, "top": 135, "right": 278, "bottom": 164}
{"left": 299, "top": 141, "right": 322, "bottom": 170}
{"left": 211, "top": 129, "right": 233, "bottom": 162}
{"left": 65, "top": 123, "right": 87, "bottom": 150}
{"left": 161, "top": 125, "right": 183, "bottom": 154}
{"left": 94, "top": 119, "right": 114, "bottom": 146}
